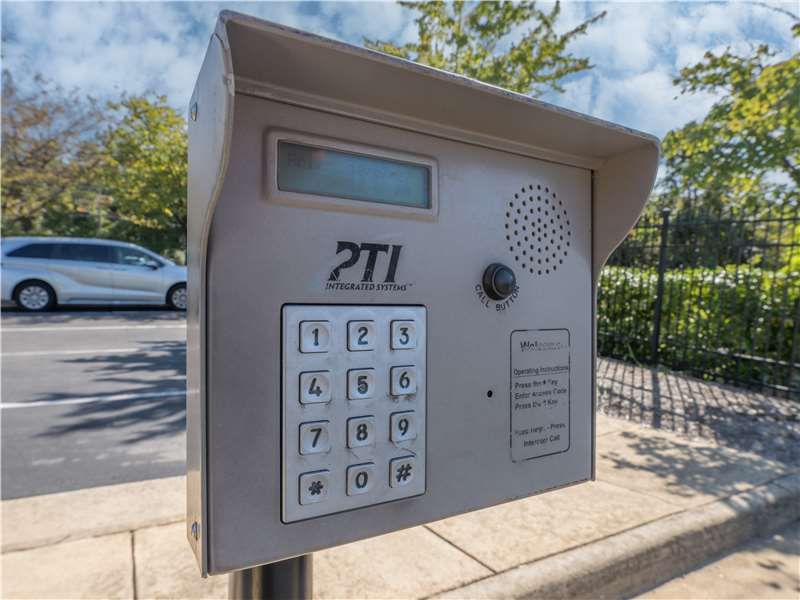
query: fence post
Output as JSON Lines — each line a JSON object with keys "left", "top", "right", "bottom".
{"left": 650, "top": 208, "right": 671, "bottom": 364}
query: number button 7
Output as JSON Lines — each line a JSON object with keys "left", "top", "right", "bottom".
{"left": 299, "top": 421, "right": 331, "bottom": 455}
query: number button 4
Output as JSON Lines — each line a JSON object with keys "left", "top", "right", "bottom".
{"left": 348, "top": 321, "right": 376, "bottom": 351}
{"left": 390, "top": 366, "right": 417, "bottom": 396}
{"left": 299, "top": 321, "right": 331, "bottom": 353}
{"left": 390, "top": 411, "right": 417, "bottom": 442}
{"left": 391, "top": 320, "right": 417, "bottom": 350}
{"left": 346, "top": 463, "right": 376, "bottom": 496}
{"left": 347, "top": 368, "right": 375, "bottom": 400}
{"left": 299, "top": 421, "right": 331, "bottom": 455}
{"left": 347, "top": 416, "right": 375, "bottom": 448}
{"left": 299, "top": 371, "right": 331, "bottom": 404}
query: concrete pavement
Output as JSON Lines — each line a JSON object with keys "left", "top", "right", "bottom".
{"left": 3, "top": 414, "right": 798, "bottom": 599}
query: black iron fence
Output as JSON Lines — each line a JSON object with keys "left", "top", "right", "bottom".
{"left": 598, "top": 204, "right": 800, "bottom": 398}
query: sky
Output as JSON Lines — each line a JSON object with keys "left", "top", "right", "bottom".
{"left": 1, "top": 1, "right": 797, "bottom": 140}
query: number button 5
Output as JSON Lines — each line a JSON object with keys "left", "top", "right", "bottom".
{"left": 300, "top": 321, "right": 331, "bottom": 353}
{"left": 391, "top": 320, "right": 417, "bottom": 350}
{"left": 390, "top": 366, "right": 417, "bottom": 396}
{"left": 390, "top": 411, "right": 417, "bottom": 442}
{"left": 347, "top": 416, "right": 375, "bottom": 448}
{"left": 348, "top": 321, "right": 375, "bottom": 351}
{"left": 299, "top": 421, "right": 331, "bottom": 455}
{"left": 299, "top": 371, "right": 331, "bottom": 404}
{"left": 347, "top": 368, "right": 375, "bottom": 400}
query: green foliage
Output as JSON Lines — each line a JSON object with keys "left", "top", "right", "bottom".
{"left": 658, "top": 17, "right": 800, "bottom": 210}
{"left": 365, "top": 1, "right": 605, "bottom": 95}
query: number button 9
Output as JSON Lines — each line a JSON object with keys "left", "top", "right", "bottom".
{"left": 390, "top": 411, "right": 417, "bottom": 442}
{"left": 390, "top": 366, "right": 417, "bottom": 396}
{"left": 299, "top": 421, "right": 331, "bottom": 455}
{"left": 347, "top": 416, "right": 375, "bottom": 448}
{"left": 347, "top": 321, "right": 375, "bottom": 351}
{"left": 299, "top": 371, "right": 331, "bottom": 404}
{"left": 391, "top": 320, "right": 417, "bottom": 350}
{"left": 299, "top": 321, "right": 331, "bottom": 353}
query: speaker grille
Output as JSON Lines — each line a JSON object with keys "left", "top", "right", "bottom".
{"left": 504, "top": 183, "right": 571, "bottom": 276}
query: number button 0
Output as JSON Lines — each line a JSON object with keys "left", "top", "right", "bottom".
{"left": 346, "top": 463, "right": 376, "bottom": 496}
{"left": 347, "top": 416, "right": 375, "bottom": 448}
{"left": 348, "top": 321, "right": 376, "bottom": 351}
{"left": 347, "top": 368, "right": 375, "bottom": 400}
{"left": 299, "top": 371, "right": 331, "bottom": 404}
{"left": 390, "top": 366, "right": 417, "bottom": 396}
{"left": 391, "top": 320, "right": 417, "bottom": 350}
{"left": 299, "top": 321, "right": 331, "bottom": 353}
{"left": 390, "top": 411, "right": 417, "bottom": 442}
{"left": 299, "top": 421, "right": 331, "bottom": 455}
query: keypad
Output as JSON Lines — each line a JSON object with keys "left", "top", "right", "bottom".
{"left": 282, "top": 305, "right": 426, "bottom": 522}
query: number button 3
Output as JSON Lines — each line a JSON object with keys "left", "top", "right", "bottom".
{"left": 391, "top": 320, "right": 417, "bottom": 349}
{"left": 347, "top": 416, "right": 375, "bottom": 448}
{"left": 347, "top": 321, "right": 376, "bottom": 351}
{"left": 299, "top": 321, "right": 331, "bottom": 353}
{"left": 347, "top": 368, "right": 375, "bottom": 400}
{"left": 346, "top": 463, "right": 376, "bottom": 496}
{"left": 390, "top": 411, "right": 417, "bottom": 442}
{"left": 299, "top": 371, "right": 331, "bottom": 404}
{"left": 299, "top": 421, "right": 331, "bottom": 455}
{"left": 390, "top": 366, "right": 417, "bottom": 396}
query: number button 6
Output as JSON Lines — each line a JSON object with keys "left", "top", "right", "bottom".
{"left": 299, "top": 371, "right": 331, "bottom": 404}
{"left": 299, "top": 421, "right": 331, "bottom": 455}
{"left": 390, "top": 366, "right": 417, "bottom": 396}
{"left": 347, "top": 368, "right": 375, "bottom": 400}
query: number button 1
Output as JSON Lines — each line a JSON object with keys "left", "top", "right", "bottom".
{"left": 390, "top": 411, "right": 417, "bottom": 442}
{"left": 346, "top": 463, "right": 376, "bottom": 496}
{"left": 299, "top": 371, "right": 331, "bottom": 404}
{"left": 347, "top": 368, "right": 375, "bottom": 400}
{"left": 348, "top": 321, "right": 376, "bottom": 351}
{"left": 347, "top": 416, "right": 375, "bottom": 448}
{"left": 299, "top": 321, "right": 331, "bottom": 353}
{"left": 299, "top": 421, "right": 331, "bottom": 455}
{"left": 390, "top": 366, "right": 417, "bottom": 396}
{"left": 391, "top": 320, "right": 417, "bottom": 350}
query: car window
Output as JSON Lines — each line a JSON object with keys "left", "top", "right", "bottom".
{"left": 6, "top": 243, "right": 57, "bottom": 259}
{"left": 113, "top": 247, "right": 159, "bottom": 267}
{"left": 56, "top": 244, "right": 114, "bottom": 263}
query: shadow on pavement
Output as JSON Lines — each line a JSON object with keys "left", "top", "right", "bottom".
{"left": 1, "top": 306, "right": 185, "bottom": 325}
{"left": 597, "top": 357, "right": 799, "bottom": 465}
{"left": 36, "top": 340, "right": 186, "bottom": 444}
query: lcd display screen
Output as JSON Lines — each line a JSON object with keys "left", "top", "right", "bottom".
{"left": 277, "top": 141, "right": 431, "bottom": 209}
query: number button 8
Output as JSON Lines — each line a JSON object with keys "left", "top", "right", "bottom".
{"left": 347, "top": 416, "right": 375, "bottom": 448}
{"left": 391, "top": 320, "right": 417, "bottom": 350}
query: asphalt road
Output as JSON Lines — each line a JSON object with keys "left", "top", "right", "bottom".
{"left": 1, "top": 309, "right": 186, "bottom": 499}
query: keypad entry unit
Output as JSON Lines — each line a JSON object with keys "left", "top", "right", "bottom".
{"left": 282, "top": 305, "right": 427, "bottom": 522}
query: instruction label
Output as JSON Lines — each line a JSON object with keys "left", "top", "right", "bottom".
{"left": 510, "top": 329, "right": 570, "bottom": 461}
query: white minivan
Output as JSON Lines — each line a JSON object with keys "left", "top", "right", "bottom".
{"left": 1, "top": 237, "right": 187, "bottom": 311}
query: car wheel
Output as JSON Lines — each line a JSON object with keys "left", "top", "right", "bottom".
{"left": 167, "top": 283, "right": 187, "bottom": 311}
{"left": 14, "top": 280, "right": 56, "bottom": 312}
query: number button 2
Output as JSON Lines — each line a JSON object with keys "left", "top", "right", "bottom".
{"left": 390, "top": 411, "right": 417, "bottom": 442}
{"left": 391, "top": 320, "right": 417, "bottom": 350}
{"left": 348, "top": 321, "right": 376, "bottom": 351}
{"left": 390, "top": 366, "right": 417, "bottom": 396}
{"left": 299, "top": 321, "right": 331, "bottom": 353}
{"left": 299, "top": 371, "right": 331, "bottom": 404}
{"left": 299, "top": 421, "right": 331, "bottom": 455}
{"left": 347, "top": 368, "right": 375, "bottom": 400}
{"left": 347, "top": 416, "right": 375, "bottom": 448}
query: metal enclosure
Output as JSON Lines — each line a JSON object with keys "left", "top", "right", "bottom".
{"left": 187, "top": 11, "right": 659, "bottom": 575}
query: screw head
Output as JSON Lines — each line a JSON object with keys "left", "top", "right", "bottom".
{"left": 191, "top": 521, "right": 199, "bottom": 540}
{"left": 190, "top": 102, "right": 198, "bottom": 122}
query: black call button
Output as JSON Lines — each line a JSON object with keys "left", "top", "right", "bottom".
{"left": 482, "top": 263, "right": 517, "bottom": 301}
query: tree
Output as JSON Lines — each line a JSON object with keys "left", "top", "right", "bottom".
{"left": 365, "top": 1, "right": 605, "bottom": 96}
{"left": 99, "top": 95, "right": 187, "bottom": 258}
{"left": 658, "top": 17, "right": 800, "bottom": 210}
{"left": 1, "top": 71, "right": 107, "bottom": 237}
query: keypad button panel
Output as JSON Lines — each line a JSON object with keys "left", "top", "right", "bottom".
{"left": 282, "top": 305, "right": 427, "bottom": 522}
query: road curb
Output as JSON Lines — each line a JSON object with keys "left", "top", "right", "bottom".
{"left": 433, "top": 473, "right": 800, "bottom": 599}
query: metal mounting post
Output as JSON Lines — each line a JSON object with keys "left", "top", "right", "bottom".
{"left": 228, "top": 555, "right": 312, "bottom": 600}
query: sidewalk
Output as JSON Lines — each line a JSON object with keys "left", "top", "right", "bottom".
{"left": 3, "top": 409, "right": 798, "bottom": 599}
